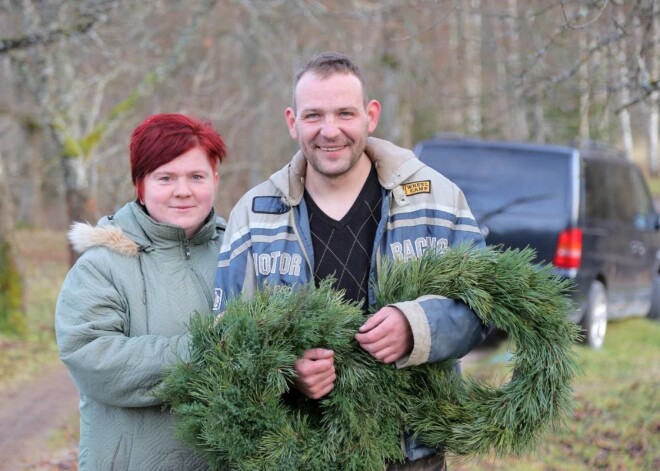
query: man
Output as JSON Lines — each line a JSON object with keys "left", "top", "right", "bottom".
{"left": 214, "top": 51, "right": 489, "bottom": 470}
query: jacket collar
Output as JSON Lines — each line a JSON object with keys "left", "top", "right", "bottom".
{"left": 270, "top": 137, "right": 425, "bottom": 206}
{"left": 68, "top": 201, "right": 222, "bottom": 256}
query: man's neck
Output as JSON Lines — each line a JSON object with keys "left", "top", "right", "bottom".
{"left": 305, "top": 153, "right": 373, "bottom": 221}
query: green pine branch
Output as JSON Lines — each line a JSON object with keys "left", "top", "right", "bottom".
{"left": 157, "top": 245, "right": 581, "bottom": 470}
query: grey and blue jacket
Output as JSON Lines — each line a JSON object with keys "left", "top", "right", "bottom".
{"left": 214, "top": 137, "right": 489, "bottom": 460}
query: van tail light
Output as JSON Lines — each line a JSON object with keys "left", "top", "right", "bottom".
{"left": 553, "top": 228, "right": 582, "bottom": 269}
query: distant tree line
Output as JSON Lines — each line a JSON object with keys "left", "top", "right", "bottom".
{"left": 0, "top": 0, "right": 658, "bottom": 331}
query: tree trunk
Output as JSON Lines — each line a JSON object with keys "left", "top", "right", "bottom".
{"left": 19, "top": 122, "right": 46, "bottom": 227}
{"left": 593, "top": 39, "right": 611, "bottom": 141}
{"left": 647, "top": 0, "right": 660, "bottom": 175}
{"left": 578, "top": 29, "right": 591, "bottom": 142}
{"left": 490, "top": 7, "right": 510, "bottom": 137}
{"left": 379, "top": 9, "right": 415, "bottom": 148}
{"left": 446, "top": 0, "right": 465, "bottom": 132}
{"left": 615, "top": 4, "right": 634, "bottom": 160}
{"left": 0, "top": 150, "right": 26, "bottom": 336}
{"left": 506, "top": 0, "right": 528, "bottom": 141}
{"left": 464, "top": 0, "right": 482, "bottom": 135}
{"left": 527, "top": 7, "right": 548, "bottom": 143}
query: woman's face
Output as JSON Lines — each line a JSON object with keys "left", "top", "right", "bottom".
{"left": 142, "top": 146, "right": 219, "bottom": 238}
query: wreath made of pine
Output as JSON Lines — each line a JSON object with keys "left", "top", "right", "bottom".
{"left": 158, "top": 245, "right": 581, "bottom": 471}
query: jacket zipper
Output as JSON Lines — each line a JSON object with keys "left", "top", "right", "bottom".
{"left": 184, "top": 238, "right": 214, "bottom": 303}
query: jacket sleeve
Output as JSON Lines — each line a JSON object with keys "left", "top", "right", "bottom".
{"left": 392, "top": 184, "right": 490, "bottom": 368}
{"left": 213, "top": 205, "right": 257, "bottom": 314}
{"left": 393, "top": 296, "right": 490, "bottom": 367}
{"left": 55, "top": 256, "right": 190, "bottom": 408}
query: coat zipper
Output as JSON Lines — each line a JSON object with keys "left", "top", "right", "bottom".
{"left": 184, "top": 238, "right": 214, "bottom": 303}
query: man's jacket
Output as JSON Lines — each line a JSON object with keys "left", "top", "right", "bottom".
{"left": 215, "top": 137, "right": 489, "bottom": 460}
{"left": 216, "top": 137, "right": 489, "bottom": 365}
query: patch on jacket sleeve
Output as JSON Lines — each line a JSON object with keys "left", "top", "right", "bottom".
{"left": 213, "top": 288, "right": 223, "bottom": 313}
{"left": 252, "top": 196, "right": 291, "bottom": 214}
{"left": 401, "top": 180, "right": 431, "bottom": 196}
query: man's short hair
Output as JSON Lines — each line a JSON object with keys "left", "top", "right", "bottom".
{"left": 291, "top": 51, "right": 368, "bottom": 111}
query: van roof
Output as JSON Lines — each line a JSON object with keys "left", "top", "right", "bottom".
{"left": 415, "top": 136, "right": 575, "bottom": 156}
{"left": 416, "top": 136, "right": 627, "bottom": 161}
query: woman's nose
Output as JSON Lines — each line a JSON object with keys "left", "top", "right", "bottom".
{"left": 174, "top": 179, "right": 192, "bottom": 196}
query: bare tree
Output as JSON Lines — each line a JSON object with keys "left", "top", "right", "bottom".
{"left": 579, "top": 16, "right": 591, "bottom": 142}
{"left": 2, "top": 0, "right": 660, "bottom": 236}
{"left": 614, "top": 2, "right": 635, "bottom": 159}
{"left": 505, "top": 0, "right": 529, "bottom": 140}
{"left": 6, "top": 0, "right": 219, "bottom": 263}
{"left": 645, "top": 0, "right": 660, "bottom": 174}
{"left": 463, "top": 0, "right": 483, "bottom": 135}
{"left": 0, "top": 140, "right": 26, "bottom": 335}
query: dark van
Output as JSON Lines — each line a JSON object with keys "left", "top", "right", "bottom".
{"left": 415, "top": 137, "right": 660, "bottom": 348}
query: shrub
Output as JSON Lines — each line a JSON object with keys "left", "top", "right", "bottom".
{"left": 0, "top": 238, "right": 27, "bottom": 336}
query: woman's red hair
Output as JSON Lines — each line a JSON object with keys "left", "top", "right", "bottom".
{"left": 130, "top": 113, "right": 226, "bottom": 201}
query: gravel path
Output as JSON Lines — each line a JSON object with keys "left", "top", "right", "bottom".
{"left": 0, "top": 362, "right": 79, "bottom": 471}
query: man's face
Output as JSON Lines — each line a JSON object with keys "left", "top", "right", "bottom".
{"left": 285, "top": 71, "right": 380, "bottom": 181}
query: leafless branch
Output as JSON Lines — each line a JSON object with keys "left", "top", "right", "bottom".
{"left": 560, "top": 0, "right": 610, "bottom": 30}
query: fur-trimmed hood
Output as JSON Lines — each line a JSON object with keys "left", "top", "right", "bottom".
{"left": 67, "top": 202, "right": 225, "bottom": 257}
{"left": 68, "top": 222, "right": 139, "bottom": 257}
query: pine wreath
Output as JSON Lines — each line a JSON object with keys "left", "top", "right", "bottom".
{"left": 158, "top": 245, "right": 581, "bottom": 471}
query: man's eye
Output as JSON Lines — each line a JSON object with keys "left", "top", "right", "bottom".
{"left": 304, "top": 113, "right": 320, "bottom": 120}
{"left": 159, "top": 176, "right": 171, "bottom": 182}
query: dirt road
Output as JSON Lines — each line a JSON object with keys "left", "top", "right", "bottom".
{"left": 0, "top": 361, "right": 79, "bottom": 471}
{"left": 0, "top": 350, "right": 489, "bottom": 470}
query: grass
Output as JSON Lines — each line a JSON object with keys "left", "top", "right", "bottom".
{"left": 450, "top": 318, "right": 660, "bottom": 470}
{"left": 645, "top": 173, "right": 660, "bottom": 199}
{"left": 0, "top": 229, "right": 69, "bottom": 394}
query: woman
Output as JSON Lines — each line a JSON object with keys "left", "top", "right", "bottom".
{"left": 55, "top": 113, "right": 226, "bottom": 470}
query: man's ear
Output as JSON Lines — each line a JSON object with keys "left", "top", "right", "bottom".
{"left": 366, "top": 99, "right": 381, "bottom": 133}
{"left": 285, "top": 107, "right": 298, "bottom": 139}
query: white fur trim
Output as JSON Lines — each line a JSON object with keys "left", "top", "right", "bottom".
{"left": 68, "top": 222, "right": 138, "bottom": 257}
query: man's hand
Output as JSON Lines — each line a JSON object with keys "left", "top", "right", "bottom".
{"left": 292, "top": 348, "right": 336, "bottom": 399}
{"left": 355, "top": 306, "right": 413, "bottom": 363}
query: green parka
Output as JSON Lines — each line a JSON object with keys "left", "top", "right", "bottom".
{"left": 55, "top": 201, "right": 224, "bottom": 471}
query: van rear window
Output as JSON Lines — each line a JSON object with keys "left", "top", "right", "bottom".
{"left": 421, "top": 145, "right": 569, "bottom": 218}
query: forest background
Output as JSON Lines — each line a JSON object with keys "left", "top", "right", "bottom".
{"left": 3, "top": 0, "right": 660, "bottom": 333}
{"left": 0, "top": 2, "right": 659, "bottom": 469}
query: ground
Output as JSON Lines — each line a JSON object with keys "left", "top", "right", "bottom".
{"left": 0, "top": 350, "right": 488, "bottom": 471}
{"left": 0, "top": 361, "right": 79, "bottom": 471}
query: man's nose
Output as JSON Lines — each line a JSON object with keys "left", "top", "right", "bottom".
{"left": 320, "top": 117, "right": 341, "bottom": 139}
